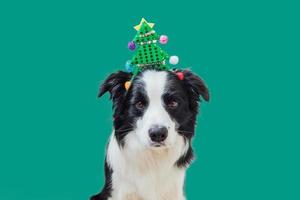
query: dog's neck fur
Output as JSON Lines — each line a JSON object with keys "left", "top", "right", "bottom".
{"left": 107, "top": 131, "right": 188, "bottom": 200}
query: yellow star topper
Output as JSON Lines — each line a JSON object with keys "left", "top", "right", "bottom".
{"left": 134, "top": 18, "right": 155, "bottom": 31}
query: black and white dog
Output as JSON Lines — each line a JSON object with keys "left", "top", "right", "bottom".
{"left": 91, "top": 69, "right": 209, "bottom": 200}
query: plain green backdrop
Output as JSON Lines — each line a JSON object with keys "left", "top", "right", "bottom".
{"left": 0, "top": 0, "right": 299, "bottom": 199}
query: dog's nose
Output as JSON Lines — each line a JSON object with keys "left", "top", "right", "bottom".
{"left": 148, "top": 125, "right": 168, "bottom": 143}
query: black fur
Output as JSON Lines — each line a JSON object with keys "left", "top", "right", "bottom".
{"left": 90, "top": 159, "right": 113, "bottom": 200}
{"left": 98, "top": 71, "right": 132, "bottom": 117}
{"left": 91, "top": 69, "right": 209, "bottom": 199}
{"left": 164, "top": 69, "right": 209, "bottom": 167}
{"left": 175, "top": 145, "right": 194, "bottom": 168}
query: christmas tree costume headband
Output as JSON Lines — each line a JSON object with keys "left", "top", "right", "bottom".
{"left": 124, "top": 18, "right": 184, "bottom": 90}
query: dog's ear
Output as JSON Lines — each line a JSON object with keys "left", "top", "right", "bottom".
{"left": 180, "top": 70, "right": 209, "bottom": 107}
{"left": 98, "top": 71, "right": 132, "bottom": 104}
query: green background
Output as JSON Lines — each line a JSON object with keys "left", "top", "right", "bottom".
{"left": 0, "top": 0, "right": 299, "bottom": 199}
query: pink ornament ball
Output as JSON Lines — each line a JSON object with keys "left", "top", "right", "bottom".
{"left": 159, "top": 35, "right": 168, "bottom": 44}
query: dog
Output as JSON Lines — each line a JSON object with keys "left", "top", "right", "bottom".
{"left": 91, "top": 69, "right": 209, "bottom": 200}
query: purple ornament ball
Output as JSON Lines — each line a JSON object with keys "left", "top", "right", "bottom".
{"left": 128, "top": 41, "right": 136, "bottom": 51}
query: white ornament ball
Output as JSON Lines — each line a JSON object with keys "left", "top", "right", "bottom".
{"left": 169, "top": 56, "right": 179, "bottom": 65}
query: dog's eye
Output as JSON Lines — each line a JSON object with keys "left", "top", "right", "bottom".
{"left": 167, "top": 101, "right": 178, "bottom": 109}
{"left": 135, "top": 101, "right": 145, "bottom": 110}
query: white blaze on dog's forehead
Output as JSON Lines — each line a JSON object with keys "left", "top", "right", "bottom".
{"left": 141, "top": 70, "right": 168, "bottom": 102}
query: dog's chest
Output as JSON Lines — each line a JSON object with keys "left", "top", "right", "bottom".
{"left": 113, "top": 166, "right": 184, "bottom": 200}
{"left": 107, "top": 135, "right": 186, "bottom": 200}
{"left": 112, "top": 161, "right": 185, "bottom": 200}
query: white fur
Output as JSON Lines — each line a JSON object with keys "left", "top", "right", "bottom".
{"left": 106, "top": 71, "right": 188, "bottom": 200}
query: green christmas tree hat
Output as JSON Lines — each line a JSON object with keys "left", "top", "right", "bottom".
{"left": 124, "top": 18, "right": 181, "bottom": 90}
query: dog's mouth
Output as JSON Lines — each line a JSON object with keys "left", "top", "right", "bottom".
{"left": 149, "top": 142, "right": 169, "bottom": 149}
{"left": 152, "top": 143, "right": 163, "bottom": 147}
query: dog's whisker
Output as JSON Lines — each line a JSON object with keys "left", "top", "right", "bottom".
{"left": 178, "top": 130, "right": 194, "bottom": 134}
{"left": 115, "top": 129, "right": 133, "bottom": 133}
{"left": 115, "top": 128, "right": 134, "bottom": 133}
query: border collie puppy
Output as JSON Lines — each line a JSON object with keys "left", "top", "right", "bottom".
{"left": 91, "top": 69, "right": 209, "bottom": 200}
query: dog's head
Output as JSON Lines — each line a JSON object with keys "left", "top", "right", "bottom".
{"left": 99, "top": 69, "right": 209, "bottom": 151}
